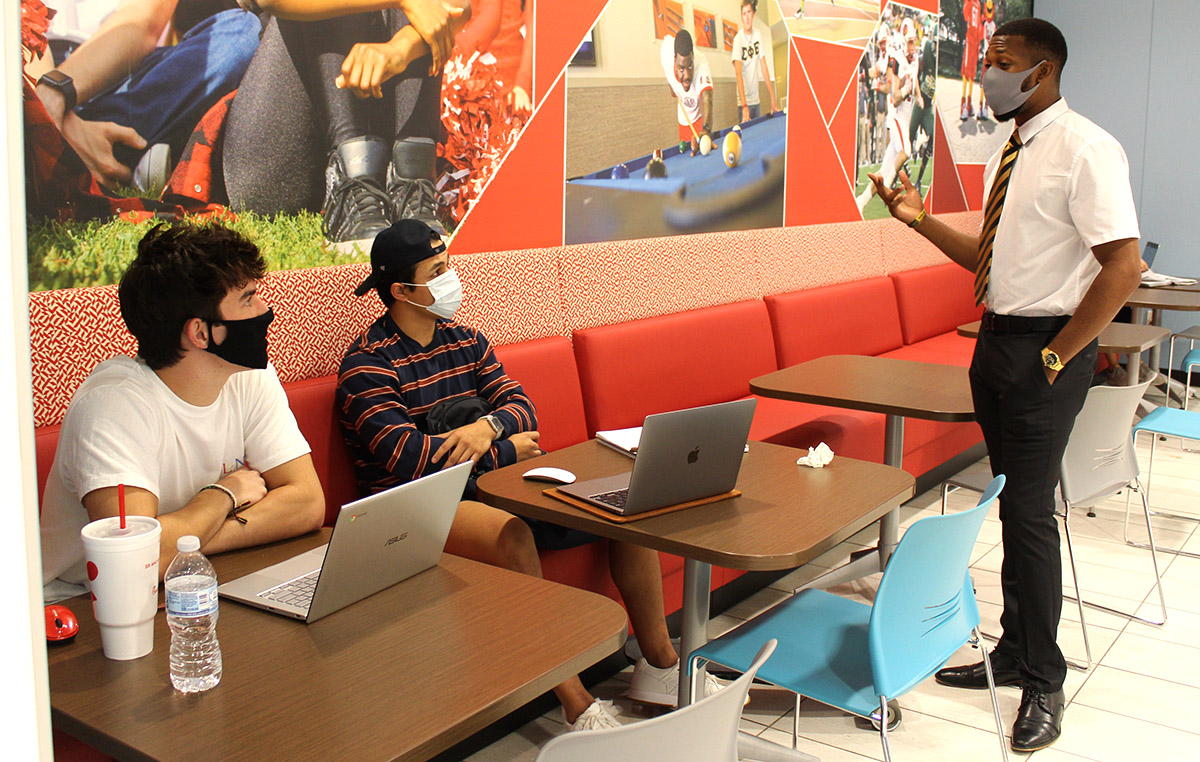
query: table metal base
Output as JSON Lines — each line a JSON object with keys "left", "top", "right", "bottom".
{"left": 798, "top": 415, "right": 906, "bottom": 592}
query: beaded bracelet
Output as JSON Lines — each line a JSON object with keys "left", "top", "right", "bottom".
{"left": 200, "top": 483, "right": 248, "bottom": 524}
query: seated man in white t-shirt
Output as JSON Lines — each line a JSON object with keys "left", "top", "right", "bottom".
{"left": 40, "top": 224, "right": 325, "bottom": 602}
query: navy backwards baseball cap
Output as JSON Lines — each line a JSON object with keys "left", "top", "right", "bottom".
{"left": 353, "top": 220, "right": 447, "bottom": 297}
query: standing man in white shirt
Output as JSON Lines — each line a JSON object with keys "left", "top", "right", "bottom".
{"left": 660, "top": 30, "right": 713, "bottom": 152}
{"left": 869, "top": 18, "right": 1141, "bottom": 753}
{"left": 731, "top": 0, "right": 778, "bottom": 124}
{"left": 40, "top": 224, "right": 326, "bottom": 602}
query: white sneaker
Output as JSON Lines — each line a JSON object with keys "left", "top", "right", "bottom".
{"left": 627, "top": 658, "right": 731, "bottom": 707}
{"left": 563, "top": 698, "right": 621, "bottom": 732}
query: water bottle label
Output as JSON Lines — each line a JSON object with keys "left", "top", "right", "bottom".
{"left": 166, "top": 582, "right": 219, "bottom": 617}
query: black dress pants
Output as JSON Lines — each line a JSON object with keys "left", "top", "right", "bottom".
{"left": 969, "top": 325, "right": 1097, "bottom": 693}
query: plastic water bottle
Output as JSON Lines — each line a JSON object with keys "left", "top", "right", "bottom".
{"left": 165, "top": 535, "right": 222, "bottom": 693}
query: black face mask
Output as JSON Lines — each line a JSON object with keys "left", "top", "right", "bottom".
{"left": 204, "top": 308, "right": 274, "bottom": 369}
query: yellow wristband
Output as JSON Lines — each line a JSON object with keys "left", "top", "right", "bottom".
{"left": 908, "top": 209, "right": 926, "bottom": 228}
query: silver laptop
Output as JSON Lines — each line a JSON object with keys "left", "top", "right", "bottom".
{"left": 1143, "top": 241, "right": 1159, "bottom": 269}
{"left": 218, "top": 462, "right": 472, "bottom": 623}
{"left": 560, "top": 399, "right": 755, "bottom": 516}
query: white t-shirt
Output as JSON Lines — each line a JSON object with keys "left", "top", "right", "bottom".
{"left": 661, "top": 35, "right": 713, "bottom": 127}
{"left": 40, "top": 356, "right": 311, "bottom": 600}
{"left": 731, "top": 28, "right": 764, "bottom": 107}
{"left": 983, "top": 99, "right": 1141, "bottom": 316}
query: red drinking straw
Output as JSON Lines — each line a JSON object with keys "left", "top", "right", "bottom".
{"left": 118, "top": 483, "right": 126, "bottom": 530}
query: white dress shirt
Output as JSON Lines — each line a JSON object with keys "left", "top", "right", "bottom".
{"left": 983, "top": 98, "right": 1140, "bottom": 317}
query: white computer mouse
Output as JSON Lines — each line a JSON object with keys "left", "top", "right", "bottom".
{"left": 522, "top": 467, "right": 577, "bottom": 485}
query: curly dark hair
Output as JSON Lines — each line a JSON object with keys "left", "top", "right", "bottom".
{"left": 118, "top": 223, "right": 266, "bottom": 369}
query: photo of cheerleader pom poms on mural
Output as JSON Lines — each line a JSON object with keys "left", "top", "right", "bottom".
{"left": 564, "top": 0, "right": 789, "bottom": 245}
{"left": 21, "top": 0, "right": 536, "bottom": 292}
{"left": 852, "top": 2, "right": 938, "bottom": 221}
{"left": 936, "top": 0, "right": 1034, "bottom": 165}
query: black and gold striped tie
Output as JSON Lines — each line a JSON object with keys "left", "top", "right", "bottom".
{"left": 974, "top": 132, "right": 1024, "bottom": 306}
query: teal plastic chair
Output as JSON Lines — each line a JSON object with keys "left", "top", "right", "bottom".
{"left": 1130, "top": 404, "right": 1200, "bottom": 559}
{"left": 689, "top": 477, "right": 1008, "bottom": 762}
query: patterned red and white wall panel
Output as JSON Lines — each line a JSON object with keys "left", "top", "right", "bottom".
{"left": 28, "top": 211, "right": 981, "bottom": 428}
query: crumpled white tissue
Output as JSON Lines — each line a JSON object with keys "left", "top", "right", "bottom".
{"left": 797, "top": 442, "right": 834, "bottom": 468}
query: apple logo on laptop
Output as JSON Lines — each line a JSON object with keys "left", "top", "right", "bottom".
{"left": 687, "top": 446, "right": 700, "bottom": 464}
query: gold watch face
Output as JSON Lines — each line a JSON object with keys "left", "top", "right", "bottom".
{"left": 1043, "top": 350, "right": 1062, "bottom": 369}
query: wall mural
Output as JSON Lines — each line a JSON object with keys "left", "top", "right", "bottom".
{"left": 19, "top": 0, "right": 1031, "bottom": 292}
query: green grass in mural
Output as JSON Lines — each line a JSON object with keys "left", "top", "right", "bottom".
{"left": 26, "top": 211, "right": 364, "bottom": 292}
{"left": 854, "top": 157, "right": 934, "bottom": 221}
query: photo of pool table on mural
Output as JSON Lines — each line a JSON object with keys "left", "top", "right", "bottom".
{"left": 565, "top": 112, "right": 786, "bottom": 244}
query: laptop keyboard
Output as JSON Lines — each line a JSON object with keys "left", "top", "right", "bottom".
{"left": 259, "top": 569, "right": 320, "bottom": 609}
{"left": 589, "top": 488, "right": 629, "bottom": 512}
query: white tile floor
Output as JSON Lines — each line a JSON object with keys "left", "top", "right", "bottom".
{"left": 465, "top": 401, "right": 1200, "bottom": 762}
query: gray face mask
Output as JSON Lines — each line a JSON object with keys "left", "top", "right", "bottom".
{"left": 981, "top": 60, "right": 1045, "bottom": 119}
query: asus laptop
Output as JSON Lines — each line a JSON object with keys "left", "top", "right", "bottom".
{"left": 218, "top": 461, "right": 472, "bottom": 622}
{"left": 560, "top": 399, "right": 756, "bottom": 516}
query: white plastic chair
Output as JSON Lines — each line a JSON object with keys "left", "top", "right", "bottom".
{"left": 1059, "top": 381, "right": 1167, "bottom": 669}
{"left": 534, "top": 640, "right": 778, "bottom": 762}
{"left": 941, "top": 381, "right": 1165, "bottom": 672}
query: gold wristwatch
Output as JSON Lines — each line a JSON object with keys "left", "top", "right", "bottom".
{"left": 1040, "top": 347, "right": 1065, "bottom": 372}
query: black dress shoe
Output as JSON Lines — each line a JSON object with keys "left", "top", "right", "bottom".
{"left": 1011, "top": 686, "right": 1065, "bottom": 752}
{"left": 934, "top": 654, "right": 1023, "bottom": 690}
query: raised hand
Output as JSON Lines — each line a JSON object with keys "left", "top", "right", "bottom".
{"left": 869, "top": 169, "right": 923, "bottom": 226}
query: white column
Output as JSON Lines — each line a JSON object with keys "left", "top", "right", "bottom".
{"left": 2, "top": 0, "right": 53, "bottom": 759}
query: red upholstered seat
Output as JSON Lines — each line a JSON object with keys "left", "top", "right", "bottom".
{"left": 765, "top": 278, "right": 905, "bottom": 367}
{"left": 284, "top": 375, "right": 359, "bottom": 526}
{"left": 573, "top": 301, "right": 780, "bottom": 434}
{"left": 890, "top": 264, "right": 983, "bottom": 345}
{"left": 494, "top": 337, "right": 589, "bottom": 453}
{"left": 880, "top": 332, "right": 977, "bottom": 367}
{"left": 748, "top": 396, "right": 885, "bottom": 463}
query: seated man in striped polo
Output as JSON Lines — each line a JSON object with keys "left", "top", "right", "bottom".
{"left": 336, "top": 220, "right": 723, "bottom": 731}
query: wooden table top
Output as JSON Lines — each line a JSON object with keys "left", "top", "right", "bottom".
{"left": 476, "top": 441, "right": 914, "bottom": 571}
{"left": 749, "top": 355, "right": 976, "bottom": 422}
{"left": 957, "top": 320, "right": 1171, "bottom": 354}
{"left": 48, "top": 530, "right": 628, "bottom": 762}
{"left": 1125, "top": 287, "right": 1200, "bottom": 310}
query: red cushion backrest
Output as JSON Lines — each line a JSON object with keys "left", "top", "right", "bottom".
{"left": 890, "top": 264, "right": 983, "bottom": 345}
{"left": 284, "top": 376, "right": 359, "bottom": 526}
{"left": 35, "top": 424, "right": 62, "bottom": 515}
{"left": 573, "top": 301, "right": 777, "bottom": 433}
{"left": 494, "top": 337, "right": 589, "bottom": 452}
{"left": 765, "top": 277, "right": 904, "bottom": 367}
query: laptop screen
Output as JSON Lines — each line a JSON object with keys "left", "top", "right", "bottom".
{"left": 1143, "top": 241, "right": 1159, "bottom": 269}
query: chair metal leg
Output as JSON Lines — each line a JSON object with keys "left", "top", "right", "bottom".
{"left": 975, "top": 627, "right": 1011, "bottom": 762}
{"left": 878, "top": 696, "right": 892, "bottom": 762}
{"left": 688, "top": 654, "right": 703, "bottom": 708}
{"left": 940, "top": 481, "right": 955, "bottom": 516}
{"left": 1070, "top": 486, "right": 1168, "bottom": 628}
{"left": 793, "top": 694, "right": 800, "bottom": 751}
{"left": 1059, "top": 503, "right": 1093, "bottom": 672}
{"left": 1127, "top": 431, "right": 1200, "bottom": 559}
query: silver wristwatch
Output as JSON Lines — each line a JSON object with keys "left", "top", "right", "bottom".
{"left": 481, "top": 414, "right": 503, "bottom": 439}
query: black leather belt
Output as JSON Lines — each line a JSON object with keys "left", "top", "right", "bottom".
{"left": 981, "top": 312, "right": 1071, "bottom": 334}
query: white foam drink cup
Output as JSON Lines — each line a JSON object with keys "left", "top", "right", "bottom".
{"left": 80, "top": 516, "right": 162, "bottom": 660}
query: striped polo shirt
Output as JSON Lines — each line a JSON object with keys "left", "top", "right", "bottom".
{"left": 337, "top": 314, "right": 537, "bottom": 495}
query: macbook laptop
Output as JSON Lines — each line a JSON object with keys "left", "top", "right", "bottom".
{"left": 1142, "top": 241, "right": 1159, "bottom": 269}
{"left": 560, "top": 399, "right": 756, "bottom": 516}
{"left": 218, "top": 461, "right": 472, "bottom": 623}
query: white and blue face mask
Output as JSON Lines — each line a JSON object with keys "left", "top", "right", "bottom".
{"left": 402, "top": 268, "right": 463, "bottom": 320}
